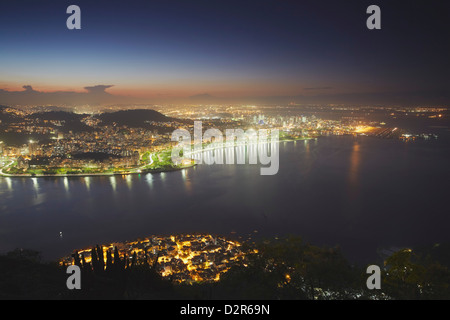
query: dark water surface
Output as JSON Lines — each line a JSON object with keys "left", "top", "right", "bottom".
{"left": 1, "top": 135, "right": 449, "bottom": 265}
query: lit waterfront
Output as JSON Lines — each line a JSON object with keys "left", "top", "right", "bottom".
{"left": 0, "top": 136, "right": 449, "bottom": 265}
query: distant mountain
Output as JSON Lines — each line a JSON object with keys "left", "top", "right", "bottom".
{"left": 27, "top": 109, "right": 185, "bottom": 132}
{"left": 188, "top": 93, "right": 218, "bottom": 103}
{"left": 27, "top": 111, "right": 93, "bottom": 133}
{"left": 97, "top": 109, "right": 188, "bottom": 128}
{"left": 0, "top": 108, "right": 191, "bottom": 136}
{"left": 28, "top": 111, "right": 86, "bottom": 121}
{"left": 0, "top": 106, "right": 20, "bottom": 124}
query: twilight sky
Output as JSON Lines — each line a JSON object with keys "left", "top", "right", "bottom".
{"left": 0, "top": 0, "right": 449, "bottom": 106}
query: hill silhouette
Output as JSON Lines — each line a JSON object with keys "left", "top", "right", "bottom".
{"left": 28, "top": 111, "right": 93, "bottom": 133}
{"left": 0, "top": 107, "right": 191, "bottom": 138}
{"left": 0, "top": 108, "right": 17, "bottom": 124}
{"left": 97, "top": 109, "right": 190, "bottom": 128}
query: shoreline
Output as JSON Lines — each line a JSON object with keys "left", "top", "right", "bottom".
{"left": 0, "top": 137, "right": 313, "bottom": 179}
{"left": 0, "top": 163, "right": 196, "bottom": 178}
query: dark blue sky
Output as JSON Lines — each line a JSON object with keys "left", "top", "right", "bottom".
{"left": 0, "top": 0, "right": 449, "bottom": 105}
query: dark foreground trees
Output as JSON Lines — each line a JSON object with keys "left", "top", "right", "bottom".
{"left": 62, "top": 245, "right": 173, "bottom": 299}
{"left": 0, "top": 238, "right": 449, "bottom": 299}
{"left": 0, "top": 249, "right": 65, "bottom": 299}
{"left": 0, "top": 246, "right": 173, "bottom": 299}
{"left": 196, "top": 236, "right": 370, "bottom": 300}
{"left": 382, "top": 245, "right": 450, "bottom": 299}
{"left": 175, "top": 237, "right": 450, "bottom": 300}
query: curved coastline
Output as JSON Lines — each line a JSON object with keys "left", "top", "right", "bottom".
{"left": 0, "top": 136, "right": 313, "bottom": 179}
{"left": 0, "top": 165, "right": 196, "bottom": 178}
{"left": 0, "top": 159, "right": 196, "bottom": 178}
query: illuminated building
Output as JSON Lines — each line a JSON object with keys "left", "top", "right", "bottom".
{"left": 60, "top": 233, "right": 250, "bottom": 284}
{"left": 28, "top": 140, "right": 38, "bottom": 156}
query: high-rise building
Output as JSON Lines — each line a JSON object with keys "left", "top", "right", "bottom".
{"left": 133, "top": 151, "right": 140, "bottom": 166}
{"left": 28, "top": 140, "right": 38, "bottom": 156}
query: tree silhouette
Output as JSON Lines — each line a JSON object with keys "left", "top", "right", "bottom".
{"left": 382, "top": 248, "right": 450, "bottom": 299}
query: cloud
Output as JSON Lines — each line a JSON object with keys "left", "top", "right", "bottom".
{"left": 22, "top": 85, "right": 36, "bottom": 92}
{"left": 84, "top": 85, "right": 114, "bottom": 94}
{"left": 0, "top": 84, "right": 128, "bottom": 106}
{"left": 0, "top": 84, "right": 448, "bottom": 107}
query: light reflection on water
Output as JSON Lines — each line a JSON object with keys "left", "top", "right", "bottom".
{"left": 349, "top": 143, "right": 360, "bottom": 187}
{"left": 110, "top": 176, "right": 117, "bottom": 192}
{"left": 0, "top": 136, "right": 449, "bottom": 265}
{"left": 63, "top": 177, "right": 69, "bottom": 192}
{"left": 84, "top": 177, "right": 91, "bottom": 191}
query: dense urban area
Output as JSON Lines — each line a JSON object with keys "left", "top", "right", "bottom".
{"left": 0, "top": 104, "right": 443, "bottom": 176}
{"left": 59, "top": 233, "right": 251, "bottom": 283}
{"left": 0, "top": 104, "right": 449, "bottom": 300}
